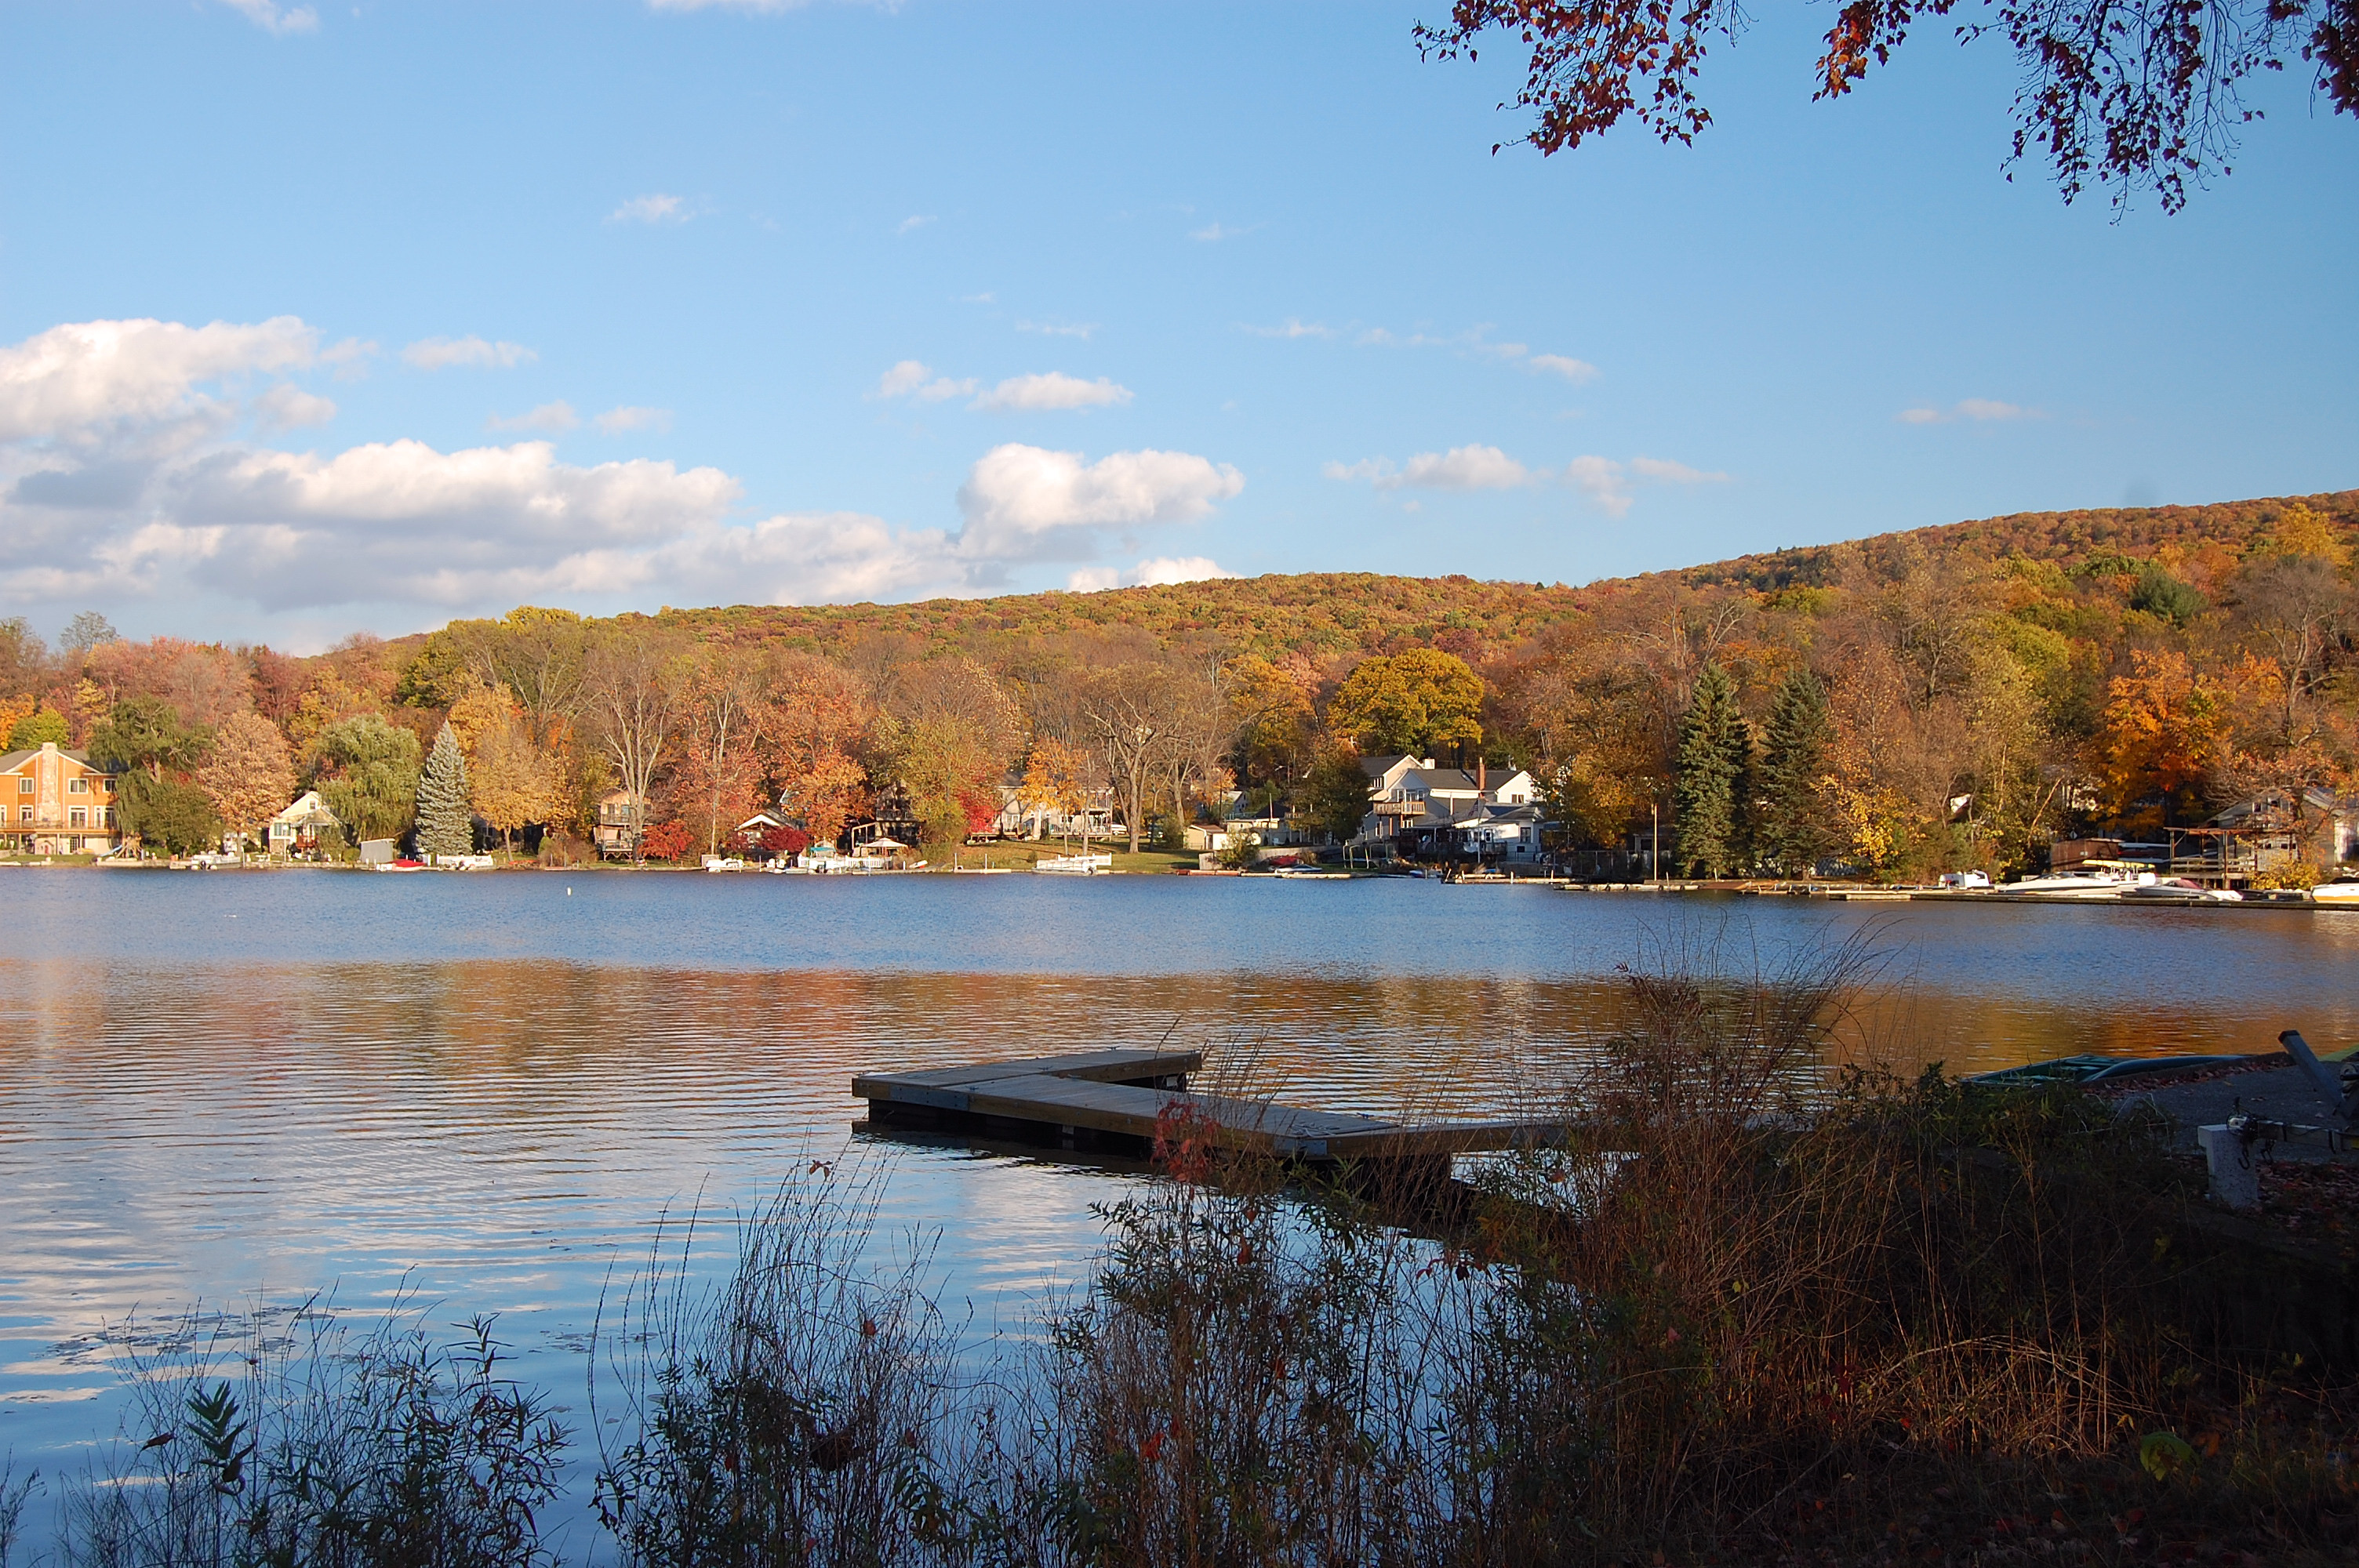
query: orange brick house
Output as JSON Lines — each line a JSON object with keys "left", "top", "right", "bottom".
{"left": 0, "top": 742, "right": 125, "bottom": 855}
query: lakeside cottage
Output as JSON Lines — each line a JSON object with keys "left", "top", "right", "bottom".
{"left": 0, "top": 742, "right": 124, "bottom": 856}
{"left": 266, "top": 789, "right": 344, "bottom": 858}
{"left": 1353, "top": 754, "right": 1543, "bottom": 862}
{"left": 595, "top": 789, "right": 648, "bottom": 858}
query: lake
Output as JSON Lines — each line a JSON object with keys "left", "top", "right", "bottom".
{"left": 2, "top": 868, "right": 2354, "bottom": 1553}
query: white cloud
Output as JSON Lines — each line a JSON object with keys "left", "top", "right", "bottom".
{"left": 253, "top": 384, "right": 337, "bottom": 432}
{"left": 875, "top": 360, "right": 978, "bottom": 402}
{"left": 896, "top": 214, "right": 935, "bottom": 234}
{"left": 402, "top": 336, "right": 536, "bottom": 371}
{"left": 0, "top": 316, "right": 318, "bottom": 443}
{"left": 1899, "top": 397, "right": 2036, "bottom": 424}
{"left": 1326, "top": 445, "right": 1533, "bottom": 492}
{"left": 0, "top": 315, "right": 1243, "bottom": 621}
{"left": 1528, "top": 354, "right": 1599, "bottom": 383}
{"left": 594, "top": 405, "right": 674, "bottom": 434}
{"left": 1064, "top": 555, "right": 1241, "bottom": 592}
{"left": 609, "top": 193, "right": 689, "bottom": 225}
{"left": 486, "top": 401, "right": 580, "bottom": 434}
{"left": 1246, "top": 318, "right": 1334, "bottom": 339}
{"left": 220, "top": 0, "right": 318, "bottom": 34}
{"left": 1016, "top": 320, "right": 1097, "bottom": 339}
{"left": 956, "top": 443, "right": 1243, "bottom": 562}
{"left": 1561, "top": 456, "right": 1630, "bottom": 517}
{"left": 972, "top": 372, "right": 1132, "bottom": 412}
{"left": 1629, "top": 456, "right": 1728, "bottom": 484}
{"left": 1191, "top": 222, "right": 1253, "bottom": 242}
{"left": 1394, "top": 445, "right": 1531, "bottom": 490}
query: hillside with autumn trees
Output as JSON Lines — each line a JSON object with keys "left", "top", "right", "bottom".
{"left": 3, "top": 488, "right": 2354, "bottom": 879}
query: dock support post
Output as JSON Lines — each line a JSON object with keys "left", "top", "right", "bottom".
{"left": 2199, "top": 1124, "right": 2260, "bottom": 1213}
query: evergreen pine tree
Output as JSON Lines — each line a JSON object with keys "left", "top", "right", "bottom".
{"left": 416, "top": 722, "right": 474, "bottom": 860}
{"left": 1756, "top": 669, "right": 1833, "bottom": 876}
{"left": 1672, "top": 662, "right": 1744, "bottom": 877}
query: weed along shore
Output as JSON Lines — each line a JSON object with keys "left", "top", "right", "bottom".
{"left": 6, "top": 946, "right": 2355, "bottom": 1567}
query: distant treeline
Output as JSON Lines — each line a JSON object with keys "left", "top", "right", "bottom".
{"left": 2, "top": 489, "right": 2353, "bottom": 876}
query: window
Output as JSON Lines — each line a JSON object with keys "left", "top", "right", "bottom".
{"left": 103, "top": 808, "right": 116, "bottom": 828}
{"left": 16, "top": 806, "right": 27, "bottom": 822}
{"left": 69, "top": 777, "right": 88, "bottom": 793}
{"left": 69, "top": 808, "right": 86, "bottom": 826}
{"left": 15, "top": 778, "right": 28, "bottom": 793}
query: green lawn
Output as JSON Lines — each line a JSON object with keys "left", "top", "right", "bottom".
{"left": 933, "top": 841, "right": 1197, "bottom": 874}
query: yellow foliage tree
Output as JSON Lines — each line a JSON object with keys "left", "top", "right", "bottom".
{"left": 2098, "top": 650, "right": 2230, "bottom": 826}
{"left": 195, "top": 711, "right": 296, "bottom": 849}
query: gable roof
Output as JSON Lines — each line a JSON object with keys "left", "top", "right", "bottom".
{"left": 0, "top": 746, "right": 113, "bottom": 772}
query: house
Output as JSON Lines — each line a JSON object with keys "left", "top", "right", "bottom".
{"left": 1354, "top": 755, "right": 1540, "bottom": 854}
{"left": 0, "top": 742, "right": 125, "bottom": 855}
{"left": 265, "top": 789, "right": 343, "bottom": 858}
{"left": 595, "top": 789, "right": 647, "bottom": 858}
{"left": 1441, "top": 801, "right": 1550, "bottom": 863}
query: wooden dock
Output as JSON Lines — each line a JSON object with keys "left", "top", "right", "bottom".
{"left": 853, "top": 1048, "right": 1564, "bottom": 1165}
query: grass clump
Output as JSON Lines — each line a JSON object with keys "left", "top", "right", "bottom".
{"left": 57, "top": 1305, "right": 566, "bottom": 1568}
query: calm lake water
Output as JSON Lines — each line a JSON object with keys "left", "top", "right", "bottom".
{"left": 2, "top": 868, "right": 2354, "bottom": 1552}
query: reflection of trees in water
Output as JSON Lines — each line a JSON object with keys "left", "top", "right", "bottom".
{"left": 13, "top": 961, "right": 2346, "bottom": 1137}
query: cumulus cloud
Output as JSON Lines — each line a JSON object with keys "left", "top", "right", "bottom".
{"left": 1067, "top": 556, "right": 1240, "bottom": 593}
{"left": 1325, "top": 445, "right": 1533, "bottom": 492}
{"left": 220, "top": 0, "right": 318, "bottom": 34}
{"left": 1528, "top": 354, "right": 1599, "bottom": 383}
{"left": 0, "top": 316, "right": 1245, "bottom": 622}
{"left": 875, "top": 360, "right": 978, "bottom": 402}
{"left": 594, "top": 405, "right": 674, "bottom": 434}
{"left": 402, "top": 336, "right": 536, "bottom": 371}
{"left": 486, "top": 401, "right": 580, "bottom": 434}
{"left": 609, "top": 193, "right": 689, "bottom": 225}
{"left": 253, "top": 384, "right": 337, "bottom": 432}
{"left": 972, "top": 372, "right": 1132, "bottom": 412}
{"left": 956, "top": 443, "right": 1243, "bottom": 562}
{"left": 0, "top": 316, "right": 318, "bottom": 444}
{"left": 1898, "top": 398, "right": 2035, "bottom": 424}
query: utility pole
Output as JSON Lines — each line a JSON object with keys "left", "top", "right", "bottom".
{"left": 1652, "top": 801, "right": 1660, "bottom": 884}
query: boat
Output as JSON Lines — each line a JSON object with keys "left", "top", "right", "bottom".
{"left": 2002, "top": 861, "right": 2157, "bottom": 899}
{"left": 1035, "top": 852, "right": 1114, "bottom": 875}
{"left": 2311, "top": 878, "right": 2359, "bottom": 906}
{"left": 1272, "top": 866, "right": 1349, "bottom": 880}
{"left": 1968, "top": 1052, "right": 2256, "bottom": 1087}
{"left": 2121, "top": 877, "right": 2241, "bottom": 902}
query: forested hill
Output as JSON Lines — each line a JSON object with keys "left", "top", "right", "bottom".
{"left": 644, "top": 490, "right": 2359, "bottom": 661}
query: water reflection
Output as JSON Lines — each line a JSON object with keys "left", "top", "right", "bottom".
{"left": 2, "top": 872, "right": 2354, "bottom": 1542}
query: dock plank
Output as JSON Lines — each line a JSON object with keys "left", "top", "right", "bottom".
{"left": 852, "top": 1046, "right": 1565, "bottom": 1163}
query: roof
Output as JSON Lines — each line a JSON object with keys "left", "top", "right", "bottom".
{"left": 0, "top": 746, "right": 114, "bottom": 772}
{"left": 1359, "top": 753, "right": 1425, "bottom": 779}
{"left": 271, "top": 789, "right": 342, "bottom": 826}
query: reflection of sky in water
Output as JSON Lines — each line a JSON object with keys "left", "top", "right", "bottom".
{"left": 2, "top": 871, "right": 2354, "bottom": 1544}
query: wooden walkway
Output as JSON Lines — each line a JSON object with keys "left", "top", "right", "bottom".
{"left": 853, "top": 1048, "right": 1564, "bottom": 1164}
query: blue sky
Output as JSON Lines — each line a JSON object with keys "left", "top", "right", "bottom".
{"left": 2, "top": 0, "right": 2351, "bottom": 650}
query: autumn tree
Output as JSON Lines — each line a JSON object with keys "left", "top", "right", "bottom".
{"left": 675, "top": 644, "right": 769, "bottom": 857}
{"left": 88, "top": 697, "right": 219, "bottom": 854}
{"left": 763, "top": 652, "right": 874, "bottom": 851}
{"left": 2098, "top": 650, "right": 2230, "bottom": 827}
{"left": 195, "top": 711, "right": 295, "bottom": 850}
{"left": 1414, "top": 0, "right": 2356, "bottom": 212}
{"left": 416, "top": 722, "right": 474, "bottom": 859}
{"left": 875, "top": 657, "right": 1023, "bottom": 851}
{"left": 1299, "top": 744, "right": 1376, "bottom": 844}
{"left": 1671, "top": 662, "right": 1750, "bottom": 877}
{"left": 1081, "top": 663, "right": 1177, "bottom": 854}
{"left": 7, "top": 707, "right": 68, "bottom": 749}
{"left": 452, "top": 684, "right": 561, "bottom": 855}
{"left": 1754, "top": 669, "right": 1834, "bottom": 876}
{"left": 1326, "top": 648, "right": 1485, "bottom": 759}
{"left": 309, "top": 713, "right": 423, "bottom": 846}
{"left": 583, "top": 629, "right": 685, "bottom": 862}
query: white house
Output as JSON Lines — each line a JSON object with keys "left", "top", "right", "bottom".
{"left": 1355, "top": 755, "right": 1539, "bottom": 851}
{"left": 266, "top": 789, "right": 343, "bottom": 857}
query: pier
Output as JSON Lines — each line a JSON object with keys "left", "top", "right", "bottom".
{"left": 853, "top": 1047, "right": 1564, "bottom": 1167}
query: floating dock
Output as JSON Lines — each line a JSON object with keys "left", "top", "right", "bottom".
{"left": 853, "top": 1048, "right": 1564, "bottom": 1165}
